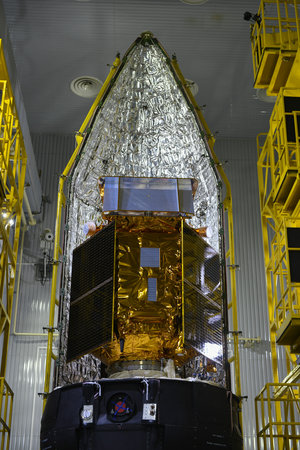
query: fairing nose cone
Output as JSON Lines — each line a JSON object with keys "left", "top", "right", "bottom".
{"left": 71, "top": 31, "right": 220, "bottom": 253}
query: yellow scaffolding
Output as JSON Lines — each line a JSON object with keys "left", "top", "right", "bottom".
{"left": 250, "top": 2, "right": 300, "bottom": 448}
{"left": 257, "top": 89, "right": 300, "bottom": 216}
{"left": 255, "top": 381, "right": 300, "bottom": 449}
{"left": 250, "top": 0, "right": 300, "bottom": 95}
{"left": 257, "top": 94, "right": 300, "bottom": 359}
{"left": 0, "top": 39, "right": 27, "bottom": 448}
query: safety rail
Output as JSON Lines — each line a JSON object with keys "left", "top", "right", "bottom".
{"left": 0, "top": 378, "right": 13, "bottom": 450}
{"left": 257, "top": 132, "right": 274, "bottom": 215}
{"left": 250, "top": 0, "right": 300, "bottom": 93}
{"left": 255, "top": 382, "right": 300, "bottom": 450}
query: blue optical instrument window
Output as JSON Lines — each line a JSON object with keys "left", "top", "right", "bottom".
{"left": 147, "top": 278, "right": 157, "bottom": 302}
{"left": 140, "top": 248, "right": 160, "bottom": 268}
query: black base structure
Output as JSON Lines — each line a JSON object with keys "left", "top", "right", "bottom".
{"left": 41, "top": 378, "right": 243, "bottom": 449}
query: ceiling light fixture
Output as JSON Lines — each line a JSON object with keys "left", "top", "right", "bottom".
{"left": 180, "top": 0, "right": 209, "bottom": 5}
{"left": 70, "top": 76, "right": 103, "bottom": 98}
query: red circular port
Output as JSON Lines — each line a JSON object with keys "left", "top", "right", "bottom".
{"left": 114, "top": 401, "right": 126, "bottom": 414}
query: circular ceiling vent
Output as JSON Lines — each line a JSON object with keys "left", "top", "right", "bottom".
{"left": 70, "top": 76, "right": 103, "bottom": 98}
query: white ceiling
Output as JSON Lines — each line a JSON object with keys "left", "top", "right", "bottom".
{"left": 2, "top": 0, "right": 273, "bottom": 138}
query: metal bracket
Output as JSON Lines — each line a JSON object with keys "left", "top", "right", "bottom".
{"left": 215, "top": 160, "right": 228, "bottom": 167}
{"left": 43, "top": 326, "right": 58, "bottom": 333}
{"left": 241, "top": 337, "right": 262, "bottom": 348}
{"left": 49, "top": 258, "right": 60, "bottom": 265}
{"left": 227, "top": 334, "right": 261, "bottom": 348}
{"left": 141, "top": 378, "right": 149, "bottom": 401}
{"left": 227, "top": 264, "right": 240, "bottom": 270}
{"left": 38, "top": 392, "right": 50, "bottom": 398}
{"left": 81, "top": 405, "right": 94, "bottom": 424}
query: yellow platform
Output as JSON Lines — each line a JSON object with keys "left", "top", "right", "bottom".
{"left": 274, "top": 169, "right": 298, "bottom": 204}
{"left": 255, "top": 50, "right": 296, "bottom": 95}
{"left": 276, "top": 313, "right": 300, "bottom": 347}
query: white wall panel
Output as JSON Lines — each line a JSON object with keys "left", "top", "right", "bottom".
{"left": 6, "top": 134, "right": 74, "bottom": 450}
{"left": 215, "top": 138, "right": 286, "bottom": 449}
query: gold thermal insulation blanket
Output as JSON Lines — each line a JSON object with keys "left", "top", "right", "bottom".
{"left": 94, "top": 217, "right": 187, "bottom": 364}
{"left": 92, "top": 217, "right": 217, "bottom": 367}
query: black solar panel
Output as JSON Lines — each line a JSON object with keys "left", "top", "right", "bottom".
{"left": 67, "top": 222, "right": 115, "bottom": 361}
{"left": 67, "top": 280, "right": 114, "bottom": 362}
{"left": 70, "top": 222, "right": 115, "bottom": 302}
{"left": 183, "top": 223, "right": 223, "bottom": 365}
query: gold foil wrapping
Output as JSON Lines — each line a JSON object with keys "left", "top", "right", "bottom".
{"left": 92, "top": 216, "right": 218, "bottom": 367}
{"left": 94, "top": 334, "right": 197, "bottom": 367}
{"left": 93, "top": 216, "right": 194, "bottom": 365}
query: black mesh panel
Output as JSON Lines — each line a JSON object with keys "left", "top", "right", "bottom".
{"left": 183, "top": 224, "right": 223, "bottom": 364}
{"left": 70, "top": 222, "right": 115, "bottom": 302}
{"left": 67, "top": 280, "right": 114, "bottom": 361}
{"left": 67, "top": 222, "right": 115, "bottom": 361}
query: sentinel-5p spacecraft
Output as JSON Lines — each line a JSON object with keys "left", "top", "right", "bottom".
{"left": 41, "top": 32, "right": 243, "bottom": 449}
